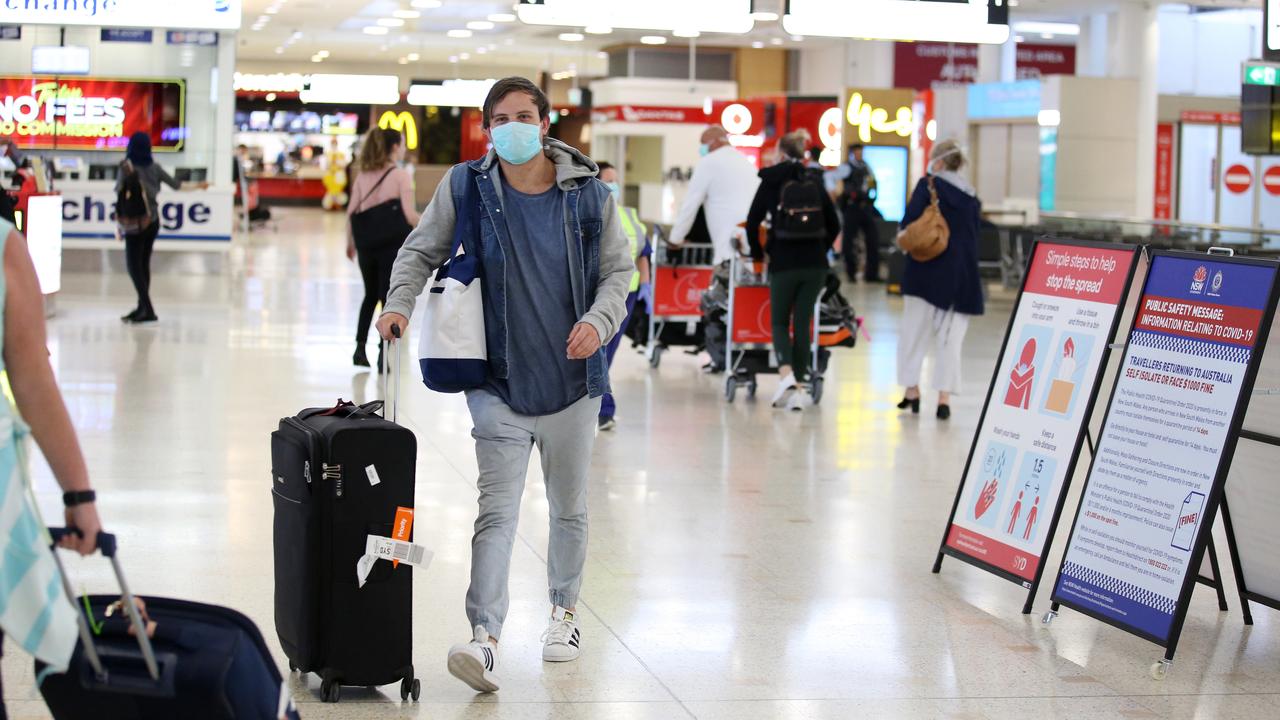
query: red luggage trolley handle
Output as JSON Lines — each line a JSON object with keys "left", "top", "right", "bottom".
{"left": 48, "top": 528, "right": 160, "bottom": 683}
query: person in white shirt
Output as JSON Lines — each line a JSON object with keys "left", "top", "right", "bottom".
{"left": 667, "top": 125, "right": 760, "bottom": 264}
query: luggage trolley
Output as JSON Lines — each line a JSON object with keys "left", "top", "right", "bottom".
{"left": 647, "top": 228, "right": 716, "bottom": 368}
{"left": 723, "top": 258, "right": 829, "bottom": 404}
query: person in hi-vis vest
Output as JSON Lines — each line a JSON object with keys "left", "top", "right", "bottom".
{"left": 596, "top": 162, "right": 651, "bottom": 431}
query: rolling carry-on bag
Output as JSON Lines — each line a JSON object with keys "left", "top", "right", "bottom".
{"left": 271, "top": 331, "right": 419, "bottom": 703}
{"left": 37, "top": 529, "right": 299, "bottom": 720}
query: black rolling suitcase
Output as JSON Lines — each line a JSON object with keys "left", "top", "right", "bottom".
{"left": 271, "top": 335, "right": 419, "bottom": 703}
{"left": 37, "top": 530, "right": 299, "bottom": 720}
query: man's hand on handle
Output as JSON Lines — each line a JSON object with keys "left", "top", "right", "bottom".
{"left": 377, "top": 313, "right": 408, "bottom": 342}
{"left": 566, "top": 322, "right": 602, "bottom": 360}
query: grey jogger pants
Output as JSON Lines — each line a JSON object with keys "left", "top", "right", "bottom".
{"left": 464, "top": 390, "right": 600, "bottom": 639}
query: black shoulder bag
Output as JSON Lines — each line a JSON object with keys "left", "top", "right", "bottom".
{"left": 350, "top": 167, "right": 414, "bottom": 251}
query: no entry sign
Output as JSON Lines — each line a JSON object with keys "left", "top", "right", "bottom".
{"left": 1224, "top": 164, "right": 1253, "bottom": 194}
{"left": 1264, "top": 166, "right": 1280, "bottom": 196}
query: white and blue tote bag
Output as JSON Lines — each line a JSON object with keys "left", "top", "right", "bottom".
{"left": 418, "top": 238, "right": 487, "bottom": 392}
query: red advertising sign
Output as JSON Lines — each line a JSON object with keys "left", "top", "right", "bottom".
{"left": 1154, "top": 123, "right": 1174, "bottom": 220}
{"left": 652, "top": 267, "right": 714, "bottom": 317}
{"left": 1180, "top": 111, "right": 1242, "bottom": 125}
{"left": 1015, "top": 44, "right": 1077, "bottom": 80}
{"left": 1224, "top": 164, "right": 1253, "bottom": 194}
{"left": 591, "top": 105, "right": 709, "bottom": 124}
{"left": 731, "top": 285, "right": 772, "bottom": 344}
{"left": 1265, "top": 166, "right": 1280, "bottom": 196}
{"left": 0, "top": 76, "right": 186, "bottom": 151}
{"left": 895, "top": 42, "right": 1076, "bottom": 89}
{"left": 894, "top": 42, "right": 979, "bottom": 90}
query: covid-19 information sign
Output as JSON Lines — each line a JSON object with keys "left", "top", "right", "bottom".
{"left": 935, "top": 239, "right": 1138, "bottom": 606}
{"left": 1052, "top": 252, "right": 1279, "bottom": 649}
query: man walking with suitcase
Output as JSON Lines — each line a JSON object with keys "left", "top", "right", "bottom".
{"left": 376, "top": 77, "right": 632, "bottom": 693}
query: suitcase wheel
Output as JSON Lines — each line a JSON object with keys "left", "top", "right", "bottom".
{"left": 321, "top": 679, "right": 341, "bottom": 703}
{"left": 401, "top": 676, "right": 421, "bottom": 702}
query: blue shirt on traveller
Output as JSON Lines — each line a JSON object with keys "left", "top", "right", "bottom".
{"left": 483, "top": 169, "right": 587, "bottom": 415}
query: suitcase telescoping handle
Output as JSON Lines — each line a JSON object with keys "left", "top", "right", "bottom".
{"left": 381, "top": 322, "right": 402, "bottom": 423}
{"left": 48, "top": 528, "right": 160, "bottom": 683}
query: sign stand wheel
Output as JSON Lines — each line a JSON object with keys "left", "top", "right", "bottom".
{"left": 649, "top": 345, "right": 664, "bottom": 369}
{"left": 1041, "top": 610, "right": 1057, "bottom": 625}
{"left": 725, "top": 376, "right": 738, "bottom": 403}
{"left": 1150, "top": 659, "right": 1171, "bottom": 681}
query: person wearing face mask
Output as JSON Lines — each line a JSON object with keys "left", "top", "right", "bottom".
{"left": 594, "top": 162, "right": 651, "bottom": 431}
{"left": 375, "top": 77, "right": 632, "bottom": 693}
{"left": 347, "top": 127, "right": 420, "bottom": 370}
{"left": 895, "top": 139, "right": 985, "bottom": 420}
{"left": 667, "top": 125, "right": 759, "bottom": 265}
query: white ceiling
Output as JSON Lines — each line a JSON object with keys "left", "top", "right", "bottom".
{"left": 236, "top": 0, "right": 1262, "bottom": 76}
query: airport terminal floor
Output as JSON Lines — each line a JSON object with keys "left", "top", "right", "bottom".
{"left": 4, "top": 208, "right": 1280, "bottom": 720}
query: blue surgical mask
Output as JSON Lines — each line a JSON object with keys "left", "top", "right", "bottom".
{"left": 698, "top": 143, "right": 710, "bottom": 157}
{"left": 490, "top": 121, "right": 543, "bottom": 165}
{"left": 604, "top": 181, "right": 621, "bottom": 200}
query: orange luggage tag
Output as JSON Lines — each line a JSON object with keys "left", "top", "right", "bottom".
{"left": 391, "top": 506, "right": 414, "bottom": 568}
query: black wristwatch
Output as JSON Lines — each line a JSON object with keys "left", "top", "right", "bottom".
{"left": 62, "top": 490, "right": 96, "bottom": 507}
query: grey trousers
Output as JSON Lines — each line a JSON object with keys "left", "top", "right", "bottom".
{"left": 464, "top": 390, "right": 600, "bottom": 639}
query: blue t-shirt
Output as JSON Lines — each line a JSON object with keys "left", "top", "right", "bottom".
{"left": 482, "top": 176, "right": 588, "bottom": 415}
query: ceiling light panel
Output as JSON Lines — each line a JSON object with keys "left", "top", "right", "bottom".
{"left": 783, "top": 0, "right": 1009, "bottom": 44}
{"left": 517, "top": 0, "right": 753, "bottom": 34}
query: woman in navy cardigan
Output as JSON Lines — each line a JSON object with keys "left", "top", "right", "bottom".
{"left": 896, "top": 140, "right": 985, "bottom": 420}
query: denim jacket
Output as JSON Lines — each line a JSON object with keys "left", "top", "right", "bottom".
{"left": 385, "top": 139, "right": 633, "bottom": 400}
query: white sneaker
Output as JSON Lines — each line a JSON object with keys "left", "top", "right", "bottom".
{"left": 771, "top": 373, "right": 797, "bottom": 408}
{"left": 787, "top": 387, "right": 812, "bottom": 412}
{"left": 447, "top": 625, "right": 500, "bottom": 693}
{"left": 541, "top": 607, "right": 581, "bottom": 662}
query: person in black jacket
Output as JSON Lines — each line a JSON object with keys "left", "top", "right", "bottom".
{"left": 896, "top": 139, "right": 985, "bottom": 420}
{"left": 746, "top": 130, "right": 841, "bottom": 411}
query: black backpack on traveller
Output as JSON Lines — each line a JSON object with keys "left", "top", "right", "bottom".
{"left": 116, "top": 160, "right": 153, "bottom": 235}
{"left": 773, "top": 165, "right": 827, "bottom": 242}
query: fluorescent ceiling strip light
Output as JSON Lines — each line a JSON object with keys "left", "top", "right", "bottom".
{"left": 300, "top": 74, "right": 400, "bottom": 104}
{"left": 517, "top": 0, "right": 753, "bottom": 34}
{"left": 407, "top": 79, "right": 497, "bottom": 107}
{"left": 1012, "top": 21, "right": 1079, "bottom": 37}
{"left": 783, "top": 0, "right": 1009, "bottom": 44}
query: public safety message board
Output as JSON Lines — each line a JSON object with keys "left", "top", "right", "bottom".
{"left": 1052, "top": 252, "right": 1279, "bottom": 647}
{"left": 939, "top": 240, "right": 1138, "bottom": 596}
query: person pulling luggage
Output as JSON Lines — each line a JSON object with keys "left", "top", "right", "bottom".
{"left": 0, "top": 214, "right": 104, "bottom": 718}
{"left": 376, "top": 77, "right": 631, "bottom": 693}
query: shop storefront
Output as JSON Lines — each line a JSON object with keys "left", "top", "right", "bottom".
{"left": 233, "top": 72, "right": 367, "bottom": 207}
{"left": 0, "top": 1, "right": 240, "bottom": 262}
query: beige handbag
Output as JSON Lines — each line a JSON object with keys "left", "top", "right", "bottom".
{"left": 895, "top": 176, "right": 950, "bottom": 262}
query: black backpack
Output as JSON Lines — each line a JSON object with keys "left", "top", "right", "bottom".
{"left": 774, "top": 166, "right": 827, "bottom": 242}
{"left": 116, "top": 160, "right": 152, "bottom": 235}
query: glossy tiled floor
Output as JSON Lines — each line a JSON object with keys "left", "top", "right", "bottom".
{"left": 5, "top": 207, "right": 1279, "bottom": 720}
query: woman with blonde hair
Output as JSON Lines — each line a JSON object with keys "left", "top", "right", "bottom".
{"left": 745, "top": 129, "right": 840, "bottom": 410}
{"left": 347, "top": 127, "right": 420, "bottom": 370}
{"left": 896, "top": 139, "right": 985, "bottom": 420}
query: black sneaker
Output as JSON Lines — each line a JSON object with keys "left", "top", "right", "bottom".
{"left": 598, "top": 417, "right": 617, "bottom": 431}
{"left": 130, "top": 312, "right": 158, "bottom": 324}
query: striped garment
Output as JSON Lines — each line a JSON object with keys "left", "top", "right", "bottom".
{"left": 0, "top": 218, "right": 78, "bottom": 675}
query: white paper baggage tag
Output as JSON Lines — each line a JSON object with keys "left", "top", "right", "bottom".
{"left": 356, "top": 535, "right": 433, "bottom": 588}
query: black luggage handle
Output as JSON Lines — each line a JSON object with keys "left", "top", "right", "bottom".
{"left": 49, "top": 528, "right": 117, "bottom": 558}
{"left": 381, "top": 323, "right": 402, "bottom": 423}
{"left": 48, "top": 527, "right": 160, "bottom": 683}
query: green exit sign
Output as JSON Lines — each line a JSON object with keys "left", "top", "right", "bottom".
{"left": 1245, "top": 62, "right": 1280, "bottom": 86}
